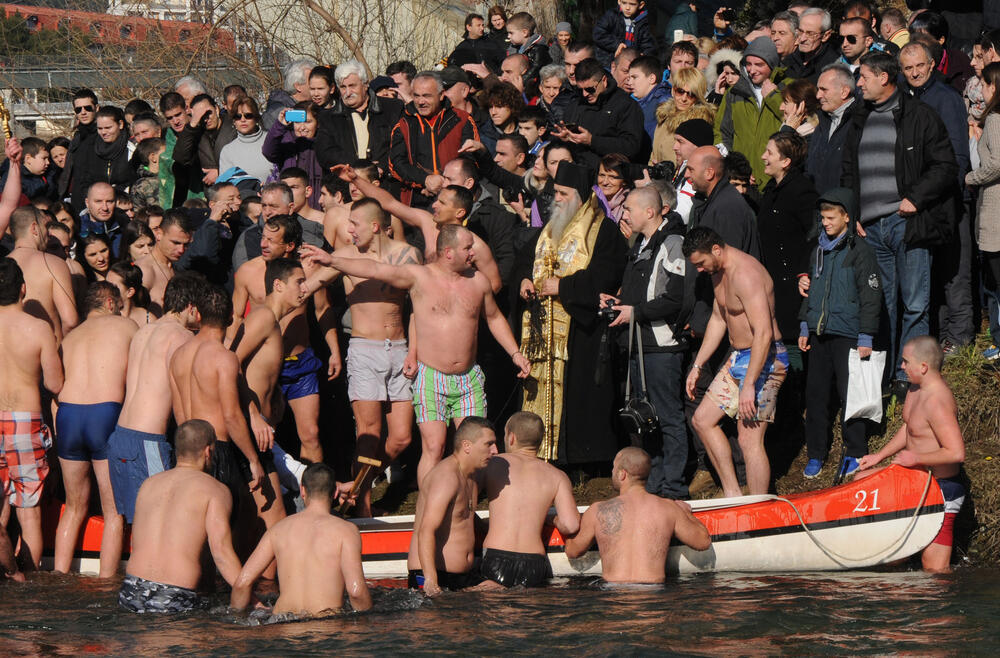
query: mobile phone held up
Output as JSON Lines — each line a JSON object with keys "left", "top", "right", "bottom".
{"left": 285, "top": 109, "right": 307, "bottom": 123}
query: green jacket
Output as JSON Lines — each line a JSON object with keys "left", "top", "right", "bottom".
{"left": 714, "top": 67, "right": 791, "bottom": 189}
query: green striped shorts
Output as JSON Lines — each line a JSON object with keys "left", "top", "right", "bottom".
{"left": 412, "top": 362, "right": 487, "bottom": 423}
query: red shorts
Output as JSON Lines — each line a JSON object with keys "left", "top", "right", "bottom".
{"left": 0, "top": 411, "right": 51, "bottom": 508}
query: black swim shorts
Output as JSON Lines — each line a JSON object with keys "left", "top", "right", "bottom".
{"left": 480, "top": 548, "right": 552, "bottom": 588}
{"left": 119, "top": 574, "right": 202, "bottom": 613}
{"left": 407, "top": 568, "right": 485, "bottom": 591}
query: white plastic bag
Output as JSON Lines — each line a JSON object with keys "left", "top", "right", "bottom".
{"left": 845, "top": 349, "right": 886, "bottom": 423}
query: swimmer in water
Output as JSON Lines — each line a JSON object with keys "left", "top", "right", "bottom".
{"left": 407, "top": 417, "right": 498, "bottom": 596}
{"left": 564, "top": 448, "right": 711, "bottom": 584}
{"left": 475, "top": 412, "right": 580, "bottom": 589}
{"left": 230, "top": 463, "right": 371, "bottom": 616}
{"left": 54, "top": 282, "right": 138, "bottom": 578}
{"left": 856, "top": 336, "right": 967, "bottom": 573}
{"left": 121, "top": 420, "right": 243, "bottom": 613}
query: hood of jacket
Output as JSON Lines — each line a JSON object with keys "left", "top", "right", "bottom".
{"left": 706, "top": 48, "right": 741, "bottom": 89}
{"left": 742, "top": 37, "right": 780, "bottom": 71}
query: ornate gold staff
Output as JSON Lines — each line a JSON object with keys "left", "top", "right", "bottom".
{"left": 0, "top": 95, "right": 11, "bottom": 140}
{"left": 541, "top": 248, "right": 559, "bottom": 461}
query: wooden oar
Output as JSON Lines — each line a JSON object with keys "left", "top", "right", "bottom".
{"left": 338, "top": 456, "right": 382, "bottom": 514}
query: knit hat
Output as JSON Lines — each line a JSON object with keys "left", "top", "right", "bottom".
{"left": 741, "top": 37, "right": 780, "bottom": 72}
{"left": 674, "top": 119, "right": 714, "bottom": 147}
{"left": 554, "top": 161, "right": 593, "bottom": 201}
{"left": 555, "top": 22, "right": 572, "bottom": 34}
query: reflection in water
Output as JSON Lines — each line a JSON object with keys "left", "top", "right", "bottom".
{"left": 1, "top": 570, "right": 995, "bottom": 655}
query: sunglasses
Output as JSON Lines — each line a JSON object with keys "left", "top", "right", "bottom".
{"left": 674, "top": 88, "right": 696, "bottom": 99}
{"left": 580, "top": 83, "right": 601, "bottom": 95}
{"left": 840, "top": 34, "right": 859, "bottom": 45}
{"left": 233, "top": 113, "right": 257, "bottom": 120}
{"left": 74, "top": 105, "right": 95, "bottom": 114}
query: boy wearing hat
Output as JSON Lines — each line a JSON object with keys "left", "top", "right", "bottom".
{"left": 798, "top": 188, "right": 882, "bottom": 479}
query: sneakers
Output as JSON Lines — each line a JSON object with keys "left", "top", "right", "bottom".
{"left": 839, "top": 456, "right": 860, "bottom": 478}
{"left": 803, "top": 459, "right": 823, "bottom": 479}
{"left": 940, "top": 339, "right": 958, "bottom": 357}
{"left": 984, "top": 344, "right": 1000, "bottom": 361}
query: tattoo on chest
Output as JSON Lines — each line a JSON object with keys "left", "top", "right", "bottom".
{"left": 598, "top": 499, "right": 624, "bottom": 535}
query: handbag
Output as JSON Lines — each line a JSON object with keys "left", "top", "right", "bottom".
{"left": 618, "top": 314, "right": 659, "bottom": 437}
{"left": 844, "top": 348, "right": 886, "bottom": 423}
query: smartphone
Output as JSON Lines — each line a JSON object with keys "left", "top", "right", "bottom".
{"left": 563, "top": 122, "right": 580, "bottom": 133}
{"left": 673, "top": 29, "right": 683, "bottom": 43}
{"left": 721, "top": 8, "right": 736, "bottom": 22}
{"left": 285, "top": 109, "right": 307, "bottom": 123}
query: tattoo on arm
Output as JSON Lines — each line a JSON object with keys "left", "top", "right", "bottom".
{"left": 597, "top": 499, "right": 623, "bottom": 535}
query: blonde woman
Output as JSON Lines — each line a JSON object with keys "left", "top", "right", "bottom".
{"left": 651, "top": 67, "right": 715, "bottom": 164}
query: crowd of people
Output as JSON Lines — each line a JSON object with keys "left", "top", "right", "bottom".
{"left": 0, "top": 0, "right": 978, "bottom": 615}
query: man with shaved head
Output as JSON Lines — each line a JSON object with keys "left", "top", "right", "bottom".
{"left": 565, "top": 447, "right": 711, "bottom": 583}
{"left": 686, "top": 146, "right": 760, "bottom": 259}
{"left": 857, "top": 336, "right": 966, "bottom": 572}
{"left": 499, "top": 54, "right": 530, "bottom": 95}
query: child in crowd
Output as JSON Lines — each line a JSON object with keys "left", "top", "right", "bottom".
{"left": 798, "top": 188, "right": 883, "bottom": 480}
{"left": 130, "top": 137, "right": 166, "bottom": 212}
{"left": 593, "top": 0, "right": 657, "bottom": 67}
{"left": 0, "top": 137, "right": 54, "bottom": 201}
{"left": 517, "top": 105, "right": 548, "bottom": 161}
{"left": 506, "top": 12, "right": 551, "bottom": 90}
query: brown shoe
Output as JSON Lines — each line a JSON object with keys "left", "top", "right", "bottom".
{"left": 688, "top": 469, "right": 715, "bottom": 495}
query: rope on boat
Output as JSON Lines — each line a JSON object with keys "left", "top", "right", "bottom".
{"left": 771, "top": 468, "right": 935, "bottom": 567}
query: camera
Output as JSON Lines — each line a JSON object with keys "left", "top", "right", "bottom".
{"left": 599, "top": 298, "right": 618, "bottom": 322}
{"left": 720, "top": 8, "right": 736, "bottom": 22}
{"left": 646, "top": 160, "right": 676, "bottom": 181}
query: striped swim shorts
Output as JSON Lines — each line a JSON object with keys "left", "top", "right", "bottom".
{"left": 0, "top": 411, "right": 52, "bottom": 508}
{"left": 412, "top": 362, "right": 486, "bottom": 424}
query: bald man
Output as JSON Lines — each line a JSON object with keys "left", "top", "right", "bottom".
{"left": 82, "top": 182, "right": 121, "bottom": 251}
{"left": 685, "top": 146, "right": 760, "bottom": 259}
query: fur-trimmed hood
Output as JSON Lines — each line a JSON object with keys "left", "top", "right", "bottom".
{"left": 706, "top": 48, "right": 741, "bottom": 90}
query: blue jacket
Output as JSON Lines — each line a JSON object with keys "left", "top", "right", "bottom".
{"left": 799, "top": 231, "right": 882, "bottom": 345}
{"left": 905, "top": 73, "right": 971, "bottom": 182}
{"left": 636, "top": 83, "right": 671, "bottom": 139}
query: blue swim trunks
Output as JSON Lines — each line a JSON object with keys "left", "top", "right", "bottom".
{"left": 56, "top": 401, "right": 122, "bottom": 462}
{"left": 280, "top": 347, "right": 323, "bottom": 401}
{"left": 107, "top": 425, "right": 173, "bottom": 524}
{"left": 706, "top": 341, "right": 789, "bottom": 422}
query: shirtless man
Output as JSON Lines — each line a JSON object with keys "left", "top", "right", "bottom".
{"left": 324, "top": 163, "right": 406, "bottom": 249}
{"left": 683, "top": 227, "right": 787, "bottom": 497}
{"left": 306, "top": 198, "right": 422, "bottom": 515}
{"left": 280, "top": 167, "right": 325, "bottom": 224}
{"left": 856, "top": 336, "right": 967, "bottom": 573}
{"left": 478, "top": 412, "right": 579, "bottom": 588}
{"left": 5, "top": 207, "right": 77, "bottom": 341}
{"left": 0, "top": 259, "right": 63, "bottom": 569}
{"left": 119, "top": 419, "right": 243, "bottom": 613}
{"left": 230, "top": 463, "right": 372, "bottom": 616}
{"left": 54, "top": 282, "right": 138, "bottom": 578}
{"left": 107, "top": 272, "right": 202, "bottom": 524}
{"left": 407, "top": 417, "right": 497, "bottom": 596}
{"left": 302, "top": 224, "right": 530, "bottom": 486}
{"left": 231, "top": 213, "right": 339, "bottom": 463}
{"left": 564, "top": 447, "right": 712, "bottom": 583}
{"left": 169, "top": 284, "right": 265, "bottom": 511}
{"left": 334, "top": 164, "right": 502, "bottom": 293}
{"left": 44, "top": 221, "right": 88, "bottom": 302}
{"left": 136, "top": 209, "right": 193, "bottom": 315}
{"left": 0, "top": 137, "right": 24, "bottom": 238}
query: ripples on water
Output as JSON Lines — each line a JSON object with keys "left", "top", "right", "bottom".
{"left": 1, "top": 569, "right": 997, "bottom": 655}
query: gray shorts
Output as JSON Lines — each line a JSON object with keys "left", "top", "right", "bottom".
{"left": 346, "top": 337, "right": 412, "bottom": 402}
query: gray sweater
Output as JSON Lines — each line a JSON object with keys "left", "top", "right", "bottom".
{"left": 218, "top": 127, "right": 274, "bottom": 184}
{"left": 858, "top": 91, "right": 902, "bottom": 222}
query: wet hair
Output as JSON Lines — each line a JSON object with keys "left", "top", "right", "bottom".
{"left": 301, "top": 462, "right": 337, "bottom": 501}
{"left": 352, "top": 198, "right": 390, "bottom": 230}
{"left": 443, "top": 185, "right": 474, "bottom": 216}
{"left": 159, "top": 91, "right": 185, "bottom": 114}
{"left": 265, "top": 258, "right": 303, "bottom": 295}
{"left": 264, "top": 214, "right": 302, "bottom": 250}
{"left": 119, "top": 221, "right": 156, "bottom": 263}
{"left": 682, "top": 226, "right": 726, "bottom": 257}
{"left": 174, "top": 419, "right": 216, "bottom": 459}
{"left": 506, "top": 11, "right": 536, "bottom": 34}
{"left": 132, "top": 137, "right": 165, "bottom": 169}
{"left": 162, "top": 271, "right": 205, "bottom": 314}
{"left": 781, "top": 78, "right": 819, "bottom": 116}
{"left": 196, "top": 283, "right": 232, "bottom": 328}
{"left": 385, "top": 60, "right": 417, "bottom": 81}
{"left": 279, "top": 166, "right": 310, "bottom": 187}
{"left": 109, "top": 260, "right": 151, "bottom": 310}
{"left": 574, "top": 58, "right": 606, "bottom": 84}
{"left": 505, "top": 411, "right": 543, "bottom": 450}
{"left": 159, "top": 208, "right": 193, "bottom": 235}
{"left": 321, "top": 173, "right": 350, "bottom": 201}
{"left": 82, "top": 281, "right": 121, "bottom": 314}
{"left": 616, "top": 447, "right": 651, "bottom": 480}
{"left": 453, "top": 415, "right": 494, "bottom": 451}
{"left": 436, "top": 223, "right": 468, "bottom": 256}
{"left": 859, "top": 51, "right": 899, "bottom": 83}
{"left": 73, "top": 88, "right": 98, "bottom": 105}
{"left": 629, "top": 55, "right": 661, "bottom": 79}
{"left": 905, "top": 335, "right": 943, "bottom": 371}
{"left": 78, "top": 233, "right": 113, "bottom": 281}
{"left": 0, "top": 258, "right": 24, "bottom": 305}
{"left": 20, "top": 137, "right": 47, "bottom": 158}
{"left": 10, "top": 206, "right": 45, "bottom": 239}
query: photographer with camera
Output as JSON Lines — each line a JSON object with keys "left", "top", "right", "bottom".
{"left": 600, "top": 186, "right": 692, "bottom": 499}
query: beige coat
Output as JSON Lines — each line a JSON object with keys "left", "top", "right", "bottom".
{"left": 967, "top": 113, "right": 1000, "bottom": 252}
{"left": 650, "top": 100, "right": 716, "bottom": 164}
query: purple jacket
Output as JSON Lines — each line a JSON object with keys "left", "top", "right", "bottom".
{"left": 262, "top": 120, "right": 324, "bottom": 209}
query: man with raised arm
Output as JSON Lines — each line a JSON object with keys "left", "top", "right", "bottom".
{"left": 0, "top": 259, "right": 63, "bottom": 570}
{"left": 334, "top": 164, "right": 502, "bottom": 293}
{"left": 108, "top": 272, "right": 202, "bottom": 525}
{"left": 120, "top": 420, "right": 243, "bottom": 613}
{"left": 683, "top": 227, "right": 787, "bottom": 497}
{"left": 302, "top": 225, "right": 530, "bottom": 487}
{"left": 477, "top": 411, "right": 579, "bottom": 588}
{"left": 230, "top": 463, "right": 372, "bottom": 616}
{"left": 303, "top": 198, "right": 422, "bottom": 516}
{"left": 54, "top": 282, "right": 138, "bottom": 578}
{"left": 856, "top": 336, "right": 966, "bottom": 573}
{"left": 406, "top": 417, "right": 497, "bottom": 596}
{"left": 565, "top": 447, "right": 711, "bottom": 583}
{"left": 5, "top": 206, "right": 77, "bottom": 341}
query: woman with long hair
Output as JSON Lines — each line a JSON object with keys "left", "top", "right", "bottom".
{"left": 651, "top": 67, "right": 715, "bottom": 164}
{"left": 108, "top": 260, "right": 157, "bottom": 325}
{"left": 77, "top": 233, "right": 113, "bottom": 282}
{"left": 119, "top": 221, "right": 156, "bottom": 264}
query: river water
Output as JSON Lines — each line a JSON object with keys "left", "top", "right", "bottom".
{"left": 2, "top": 567, "right": 997, "bottom": 655}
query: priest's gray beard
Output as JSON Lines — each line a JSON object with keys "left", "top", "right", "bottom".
{"left": 548, "top": 192, "right": 582, "bottom": 242}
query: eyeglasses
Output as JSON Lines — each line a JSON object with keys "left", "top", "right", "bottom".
{"left": 840, "top": 34, "right": 859, "bottom": 45}
{"left": 580, "top": 84, "right": 600, "bottom": 95}
{"left": 800, "top": 29, "right": 823, "bottom": 38}
{"left": 233, "top": 113, "right": 256, "bottom": 120}
{"left": 74, "top": 105, "right": 95, "bottom": 114}
{"left": 674, "top": 88, "right": 696, "bottom": 99}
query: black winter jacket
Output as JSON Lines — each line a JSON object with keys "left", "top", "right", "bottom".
{"left": 173, "top": 117, "right": 238, "bottom": 171}
{"left": 840, "top": 89, "right": 960, "bottom": 247}
{"left": 70, "top": 133, "right": 136, "bottom": 212}
{"left": 781, "top": 40, "right": 840, "bottom": 83}
{"left": 314, "top": 92, "right": 404, "bottom": 173}
{"left": 592, "top": 8, "right": 658, "bottom": 67}
{"left": 799, "top": 233, "right": 882, "bottom": 341}
{"left": 798, "top": 99, "right": 855, "bottom": 194}
{"left": 560, "top": 77, "right": 648, "bottom": 168}
{"left": 468, "top": 186, "right": 518, "bottom": 285}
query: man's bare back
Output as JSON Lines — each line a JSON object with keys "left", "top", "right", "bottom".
{"left": 117, "top": 318, "right": 193, "bottom": 434}
{"left": 7, "top": 247, "right": 77, "bottom": 341}
{"left": 170, "top": 336, "right": 242, "bottom": 441}
{"left": 0, "top": 306, "right": 62, "bottom": 413}
{"left": 711, "top": 248, "right": 781, "bottom": 349}
{"left": 60, "top": 315, "right": 138, "bottom": 404}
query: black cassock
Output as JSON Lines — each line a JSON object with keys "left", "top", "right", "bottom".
{"left": 516, "top": 214, "right": 628, "bottom": 465}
